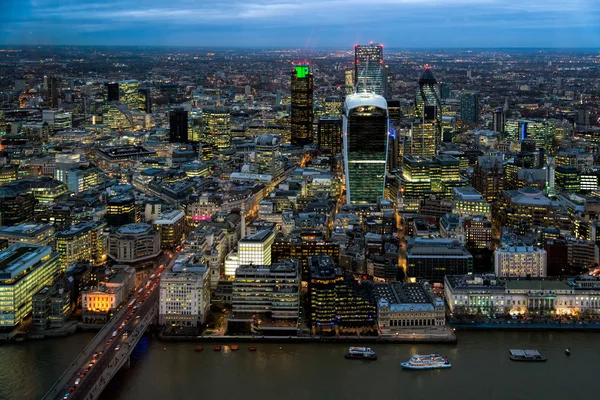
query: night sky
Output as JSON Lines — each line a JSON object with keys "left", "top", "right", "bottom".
{"left": 2, "top": 0, "right": 599, "bottom": 48}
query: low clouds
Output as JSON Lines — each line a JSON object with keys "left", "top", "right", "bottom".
{"left": 2, "top": 0, "right": 599, "bottom": 47}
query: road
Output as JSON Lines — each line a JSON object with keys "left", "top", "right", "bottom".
{"left": 48, "top": 267, "right": 164, "bottom": 400}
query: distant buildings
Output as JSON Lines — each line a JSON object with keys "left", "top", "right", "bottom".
{"left": 290, "top": 63, "right": 314, "bottom": 146}
{"left": 203, "top": 108, "right": 231, "bottom": 150}
{"left": 343, "top": 93, "right": 388, "bottom": 204}
{"left": 0, "top": 244, "right": 61, "bottom": 327}
{"left": 105, "top": 82, "right": 119, "bottom": 102}
{"left": 409, "top": 67, "right": 442, "bottom": 157}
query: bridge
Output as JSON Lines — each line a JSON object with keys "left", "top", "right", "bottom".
{"left": 43, "top": 281, "right": 159, "bottom": 400}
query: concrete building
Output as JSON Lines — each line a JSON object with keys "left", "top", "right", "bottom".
{"left": 445, "top": 274, "right": 600, "bottom": 316}
{"left": 373, "top": 281, "right": 445, "bottom": 334}
{"left": 229, "top": 260, "right": 301, "bottom": 334}
{"left": 154, "top": 209, "right": 186, "bottom": 249}
{"left": 32, "top": 280, "right": 71, "bottom": 330}
{"left": 0, "top": 244, "right": 61, "bottom": 327}
{"left": 452, "top": 186, "right": 491, "bottom": 220}
{"left": 0, "top": 223, "right": 55, "bottom": 246}
{"left": 55, "top": 221, "right": 106, "bottom": 271}
{"left": 81, "top": 266, "right": 135, "bottom": 322}
{"left": 225, "top": 229, "right": 275, "bottom": 276}
{"left": 108, "top": 223, "right": 161, "bottom": 264}
{"left": 406, "top": 240, "right": 473, "bottom": 283}
{"left": 159, "top": 262, "right": 210, "bottom": 327}
{"left": 494, "top": 244, "right": 547, "bottom": 277}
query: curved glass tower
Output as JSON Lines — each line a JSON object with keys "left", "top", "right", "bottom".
{"left": 343, "top": 93, "right": 389, "bottom": 204}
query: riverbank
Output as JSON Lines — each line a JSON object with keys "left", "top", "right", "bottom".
{"left": 158, "top": 326, "right": 457, "bottom": 344}
{"left": 451, "top": 321, "right": 600, "bottom": 331}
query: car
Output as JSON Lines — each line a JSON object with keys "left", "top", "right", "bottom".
{"left": 78, "top": 372, "right": 85, "bottom": 378}
{"left": 135, "top": 316, "right": 141, "bottom": 319}
{"left": 88, "top": 362, "right": 93, "bottom": 368}
{"left": 106, "top": 340, "right": 111, "bottom": 346}
{"left": 84, "top": 367, "right": 90, "bottom": 373}
{"left": 112, "top": 331, "right": 118, "bottom": 337}
{"left": 75, "top": 378, "right": 81, "bottom": 386}
{"left": 63, "top": 393, "right": 70, "bottom": 399}
{"left": 98, "top": 350, "right": 104, "bottom": 355}
{"left": 115, "top": 345, "right": 121, "bottom": 351}
{"left": 69, "top": 387, "right": 75, "bottom": 392}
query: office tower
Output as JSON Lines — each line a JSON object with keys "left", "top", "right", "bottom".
{"left": 387, "top": 100, "right": 401, "bottom": 126}
{"left": 238, "top": 230, "right": 275, "bottom": 266}
{"left": 439, "top": 82, "right": 450, "bottom": 99}
{"left": 159, "top": 263, "right": 211, "bottom": 326}
{"left": 344, "top": 69, "right": 355, "bottom": 95}
{"left": 495, "top": 244, "right": 547, "bottom": 277}
{"left": 493, "top": 108, "right": 505, "bottom": 133}
{"left": 138, "top": 88, "right": 152, "bottom": 113}
{"left": 169, "top": 108, "right": 189, "bottom": 143}
{"left": 47, "top": 76, "right": 59, "bottom": 109}
{"left": 324, "top": 96, "right": 343, "bottom": 117}
{"left": 411, "top": 67, "right": 442, "bottom": 157}
{"left": 119, "top": 79, "right": 140, "bottom": 109}
{"left": 354, "top": 43, "right": 386, "bottom": 97}
{"left": 55, "top": 221, "right": 106, "bottom": 271}
{"left": 106, "top": 195, "right": 137, "bottom": 227}
{"left": 108, "top": 224, "right": 161, "bottom": 263}
{"left": 0, "top": 244, "right": 61, "bottom": 327}
{"left": 154, "top": 210, "right": 186, "bottom": 249}
{"left": 406, "top": 241, "right": 473, "bottom": 283}
{"left": 203, "top": 108, "right": 231, "bottom": 150}
{"left": 343, "top": 93, "right": 389, "bottom": 204}
{"left": 460, "top": 91, "right": 480, "bottom": 124}
{"left": 317, "top": 117, "right": 342, "bottom": 154}
{"left": 290, "top": 63, "right": 314, "bottom": 146}
{"left": 451, "top": 186, "right": 492, "bottom": 220}
{"left": 255, "top": 134, "right": 284, "bottom": 177}
{"left": 472, "top": 155, "right": 504, "bottom": 203}
{"left": 554, "top": 165, "right": 579, "bottom": 193}
{"left": 105, "top": 82, "right": 120, "bottom": 102}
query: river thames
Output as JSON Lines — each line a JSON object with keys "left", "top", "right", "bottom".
{"left": 1, "top": 331, "right": 597, "bottom": 400}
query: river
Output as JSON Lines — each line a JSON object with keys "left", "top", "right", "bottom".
{"left": 1, "top": 331, "right": 596, "bottom": 400}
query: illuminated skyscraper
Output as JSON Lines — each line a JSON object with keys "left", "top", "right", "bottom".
{"left": 411, "top": 67, "right": 442, "bottom": 157}
{"left": 138, "top": 88, "right": 152, "bottom": 113}
{"left": 169, "top": 108, "right": 189, "bottom": 144}
{"left": 343, "top": 93, "right": 389, "bottom": 204}
{"left": 203, "top": 108, "right": 231, "bottom": 150}
{"left": 119, "top": 80, "right": 140, "bottom": 110}
{"left": 460, "top": 91, "right": 480, "bottom": 124}
{"left": 47, "top": 76, "right": 59, "bottom": 109}
{"left": 317, "top": 117, "right": 342, "bottom": 154}
{"left": 290, "top": 63, "right": 314, "bottom": 147}
{"left": 354, "top": 43, "right": 386, "bottom": 97}
{"left": 493, "top": 108, "right": 505, "bottom": 133}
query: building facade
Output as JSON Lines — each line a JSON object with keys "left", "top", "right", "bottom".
{"left": 290, "top": 63, "right": 314, "bottom": 146}
{"left": 494, "top": 244, "right": 547, "bottom": 277}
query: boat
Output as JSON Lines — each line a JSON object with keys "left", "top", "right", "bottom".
{"left": 345, "top": 347, "right": 377, "bottom": 360}
{"left": 213, "top": 346, "right": 222, "bottom": 352}
{"left": 249, "top": 346, "right": 257, "bottom": 352}
{"left": 231, "top": 345, "right": 239, "bottom": 351}
{"left": 509, "top": 349, "right": 547, "bottom": 362}
{"left": 565, "top": 348, "right": 571, "bottom": 356}
{"left": 400, "top": 354, "right": 451, "bottom": 370}
{"left": 195, "top": 346, "right": 203, "bottom": 352}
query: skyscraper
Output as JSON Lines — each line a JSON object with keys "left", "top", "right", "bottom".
{"left": 47, "top": 76, "right": 59, "bottom": 109}
{"left": 411, "top": 67, "right": 442, "bottom": 157}
{"left": 354, "top": 43, "right": 386, "bottom": 97}
{"left": 203, "top": 108, "right": 231, "bottom": 150}
{"left": 138, "top": 88, "right": 152, "bottom": 113}
{"left": 493, "top": 108, "right": 505, "bottom": 133}
{"left": 317, "top": 117, "right": 342, "bottom": 154}
{"left": 290, "top": 63, "right": 314, "bottom": 147}
{"left": 343, "top": 93, "right": 389, "bottom": 204}
{"left": 105, "top": 82, "right": 120, "bottom": 102}
{"left": 119, "top": 79, "right": 140, "bottom": 110}
{"left": 460, "top": 91, "right": 480, "bottom": 124}
{"left": 169, "top": 108, "right": 189, "bottom": 144}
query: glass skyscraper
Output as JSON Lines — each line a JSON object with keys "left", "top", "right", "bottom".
{"left": 354, "top": 44, "right": 386, "bottom": 97}
{"left": 412, "top": 67, "right": 442, "bottom": 157}
{"left": 291, "top": 63, "right": 314, "bottom": 146}
{"left": 343, "top": 93, "right": 389, "bottom": 204}
{"left": 460, "top": 91, "right": 480, "bottom": 124}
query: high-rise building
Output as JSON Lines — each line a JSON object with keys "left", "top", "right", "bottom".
{"left": 343, "top": 93, "right": 389, "bottom": 204}
{"left": 237, "top": 229, "right": 275, "bottom": 267}
{"left": 290, "top": 63, "right": 314, "bottom": 146}
{"left": 344, "top": 69, "right": 355, "bottom": 96}
{"left": 0, "top": 244, "right": 61, "bottom": 327}
{"left": 203, "top": 108, "right": 231, "bottom": 150}
{"left": 55, "top": 221, "right": 106, "bottom": 271}
{"left": 493, "top": 108, "right": 505, "bottom": 133}
{"left": 153, "top": 210, "right": 186, "bottom": 249}
{"left": 169, "top": 108, "right": 189, "bottom": 144}
{"left": 47, "top": 76, "right": 59, "bottom": 109}
{"left": 317, "top": 117, "right": 342, "bottom": 154}
{"left": 255, "top": 134, "right": 284, "bottom": 177}
{"left": 106, "top": 195, "right": 137, "bottom": 227}
{"left": 354, "top": 43, "right": 386, "bottom": 97}
{"left": 138, "top": 88, "right": 152, "bottom": 113}
{"left": 554, "top": 165, "right": 579, "bottom": 193}
{"left": 159, "top": 263, "right": 211, "bottom": 326}
{"left": 472, "top": 155, "right": 505, "bottom": 203}
{"left": 406, "top": 240, "right": 473, "bottom": 283}
{"left": 411, "top": 67, "right": 442, "bottom": 157}
{"left": 105, "top": 82, "right": 120, "bottom": 102}
{"left": 324, "top": 96, "right": 343, "bottom": 117}
{"left": 119, "top": 79, "right": 140, "bottom": 110}
{"left": 460, "top": 91, "right": 480, "bottom": 124}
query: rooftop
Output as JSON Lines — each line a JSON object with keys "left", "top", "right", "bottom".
{"left": 0, "top": 244, "right": 53, "bottom": 281}
{"left": 0, "top": 223, "right": 53, "bottom": 238}
{"left": 240, "top": 229, "right": 274, "bottom": 243}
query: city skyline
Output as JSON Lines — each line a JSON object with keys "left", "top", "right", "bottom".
{"left": 3, "top": 0, "right": 600, "bottom": 48}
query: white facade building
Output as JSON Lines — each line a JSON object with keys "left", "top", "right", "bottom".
{"left": 495, "top": 244, "right": 547, "bottom": 277}
{"left": 159, "top": 264, "right": 211, "bottom": 326}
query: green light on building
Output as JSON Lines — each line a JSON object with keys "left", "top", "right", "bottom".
{"left": 296, "top": 65, "right": 310, "bottom": 79}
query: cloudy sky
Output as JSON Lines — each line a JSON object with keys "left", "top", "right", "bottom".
{"left": 2, "top": 0, "right": 599, "bottom": 48}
